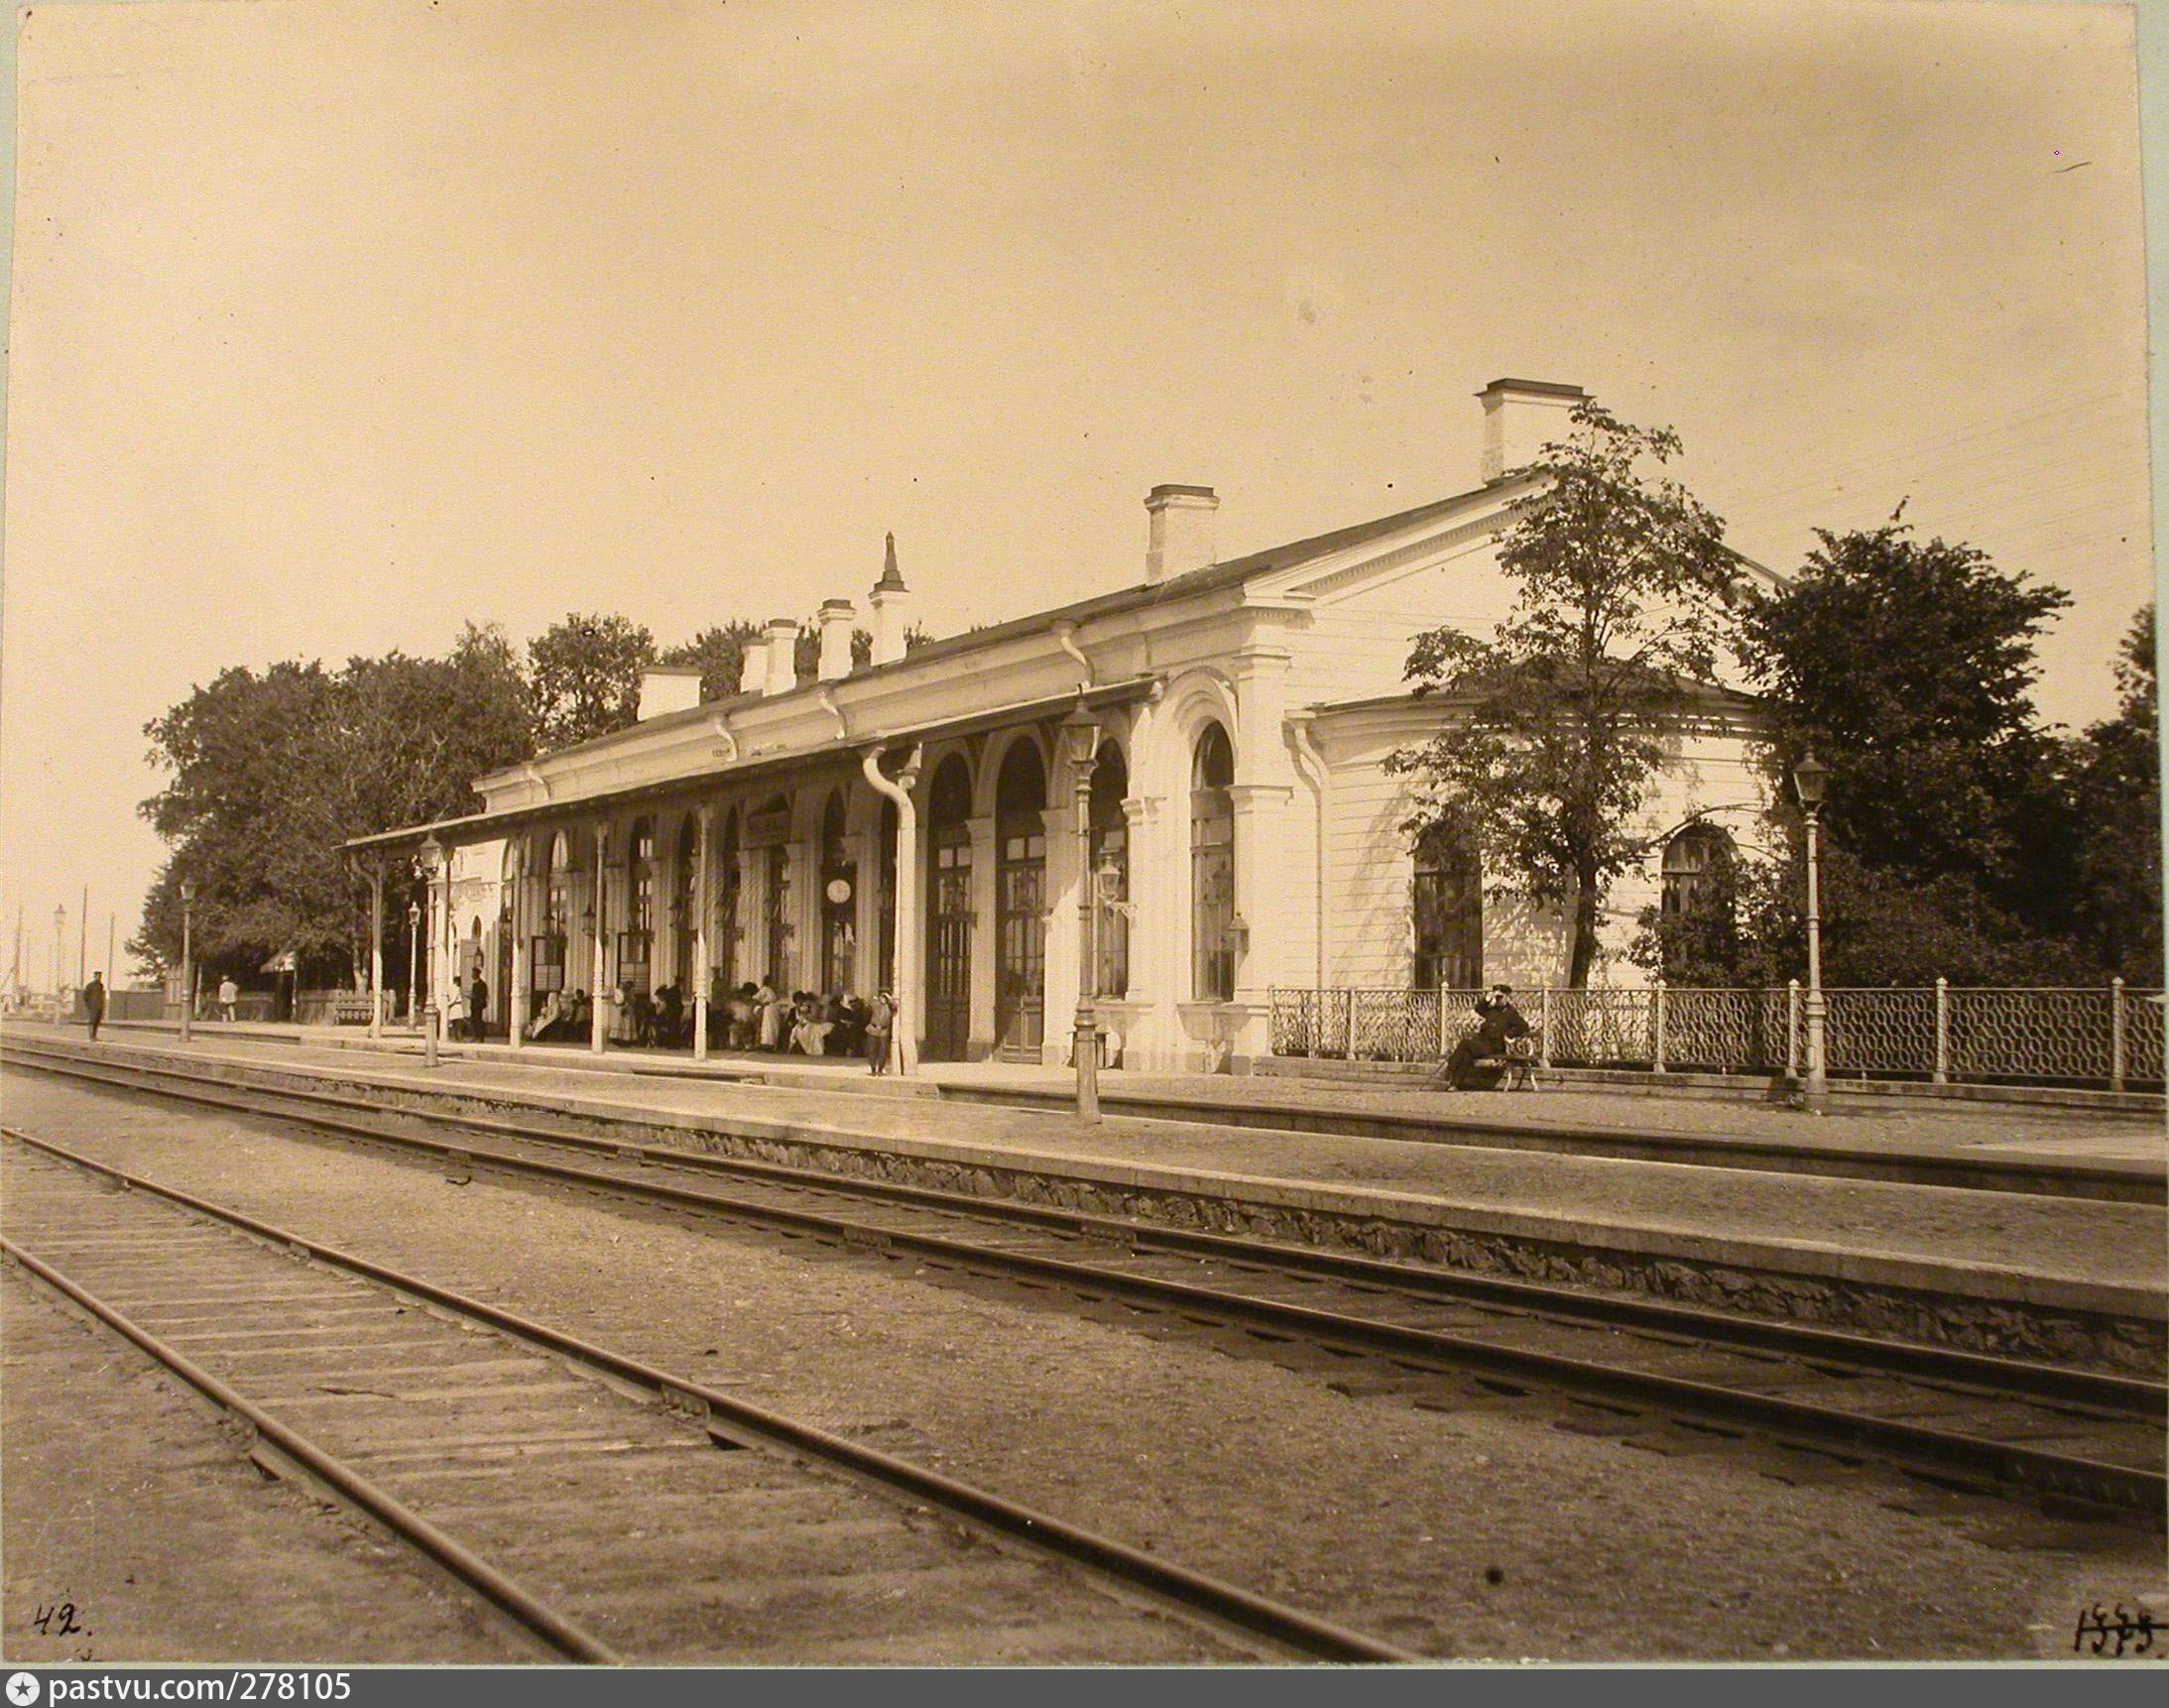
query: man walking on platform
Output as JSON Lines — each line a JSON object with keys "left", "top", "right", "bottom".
{"left": 82, "top": 971, "right": 106, "bottom": 1041}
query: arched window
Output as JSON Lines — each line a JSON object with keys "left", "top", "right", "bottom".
{"left": 1412, "top": 823, "right": 1483, "bottom": 990}
{"left": 924, "top": 754, "right": 976, "bottom": 1060}
{"left": 534, "top": 833, "right": 567, "bottom": 999}
{"left": 1089, "top": 741, "right": 1130, "bottom": 998}
{"left": 1661, "top": 823, "right": 1734, "bottom": 920}
{"left": 623, "top": 816, "right": 656, "bottom": 996}
{"left": 1190, "top": 722, "right": 1235, "bottom": 1001}
{"left": 820, "top": 789, "right": 856, "bottom": 995}
{"left": 994, "top": 741, "right": 1048, "bottom": 1054}
{"left": 673, "top": 816, "right": 699, "bottom": 989}
{"left": 713, "top": 808, "right": 741, "bottom": 992}
{"left": 755, "top": 794, "right": 791, "bottom": 984}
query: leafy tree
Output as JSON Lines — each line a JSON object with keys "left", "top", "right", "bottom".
{"left": 659, "top": 621, "right": 765, "bottom": 704}
{"left": 134, "top": 628, "right": 542, "bottom": 993}
{"left": 1387, "top": 400, "right": 1737, "bottom": 986}
{"left": 528, "top": 612, "right": 655, "bottom": 749}
{"left": 136, "top": 661, "right": 353, "bottom": 984}
{"left": 1734, "top": 524, "right": 2072, "bottom": 907}
{"left": 2067, "top": 604, "right": 2161, "bottom": 982}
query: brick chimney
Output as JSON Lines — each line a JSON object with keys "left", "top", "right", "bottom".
{"left": 763, "top": 617, "right": 798, "bottom": 696}
{"left": 637, "top": 665, "right": 703, "bottom": 721}
{"left": 1477, "top": 378, "right": 1588, "bottom": 482}
{"left": 817, "top": 598, "right": 856, "bottom": 681}
{"left": 869, "top": 533, "right": 912, "bottom": 667}
{"left": 1145, "top": 484, "right": 1218, "bottom": 583}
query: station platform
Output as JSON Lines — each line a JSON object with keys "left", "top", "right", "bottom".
{"left": 8, "top": 1020, "right": 2163, "bottom": 1372}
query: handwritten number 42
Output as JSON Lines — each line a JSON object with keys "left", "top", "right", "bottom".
{"left": 31, "top": 1604, "right": 83, "bottom": 1636}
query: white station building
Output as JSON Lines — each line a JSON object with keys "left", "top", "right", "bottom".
{"left": 349, "top": 380, "right": 1774, "bottom": 1073}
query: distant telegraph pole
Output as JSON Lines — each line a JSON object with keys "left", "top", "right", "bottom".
{"left": 108, "top": 914, "right": 117, "bottom": 986}
{"left": 52, "top": 905, "right": 63, "bottom": 997}
{"left": 78, "top": 884, "right": 88, "bottom": 987}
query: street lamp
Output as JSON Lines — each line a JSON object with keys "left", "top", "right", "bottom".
{"left": 178, "top": 880, "right": 196, "bottom": 1044}
{"left": 417, "top": 835, "right": 444, "bottom": 1055}
{"left": 407, "top": 902, "right": 422, "bottom": 1028}
{"left": 1792, "top": 752, "right": 1831, "bottom": 1113}
{"left": 1058, "top": 704, "right": 1102, "bottom": 1121}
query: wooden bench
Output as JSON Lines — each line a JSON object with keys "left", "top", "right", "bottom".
{"left": 328, "top": 994, "right": 377, "bottom": 1026}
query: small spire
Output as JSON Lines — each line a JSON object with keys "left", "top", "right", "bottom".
{"left": 875, "top": 531, "right": 906, "bottom": 592}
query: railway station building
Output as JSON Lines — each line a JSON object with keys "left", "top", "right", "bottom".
{"left": 348, "top": 380, "right": 1774, "bottom": 1072}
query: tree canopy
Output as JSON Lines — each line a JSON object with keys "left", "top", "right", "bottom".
{"left": 1388, "top": 400, "right": 1737, "bottom": 986}
{"left": 528, "top": 612, "right": 656, "bottom": 749}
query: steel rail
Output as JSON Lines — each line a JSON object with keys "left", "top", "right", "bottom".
{"left": 1, "top": 1125, "right": 1420, "bottom": 1665}
{"left": 10, "top": 1063, "right": 2164, "bottom": 1523}
{"left": 8, "top": 1036, "right": 2160, "bottom": 1416}
{"left": 0, "top": 1234, "right": 621, "bottom": 1663}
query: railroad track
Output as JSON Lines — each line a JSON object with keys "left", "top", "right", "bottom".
{"left": 7, "top": 1036, "right": 2164, "bottom": 1527}
{"left": 0, "top": 1126, "right": 1419, "bottom": 1664}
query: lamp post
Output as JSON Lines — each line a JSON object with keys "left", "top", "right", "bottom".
{"left": 1792, "top": 753, "right": 1831, "bottom": 1113}
{"left": 407, "top": 902, "right": 422, "bottom": 1029}
{"left": 179, "top": 881, "right": 196, "bottom": 1043}
{"left": 417, "top": 834, "right": 444, "bottom": 1058}
{"left": 1058, "top": 704, "right": 1102, "bottom": 1121}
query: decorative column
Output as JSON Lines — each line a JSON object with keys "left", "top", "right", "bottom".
{"left": 509, "top": 849, "right": 528, "bottom": 1049}
{"left": 1121, "top": 793, "right": 1166, "bottom": 1064}
{"left": 1228, "top": 643, "right": 1298, "bottom": 1065}
{"left": 693, "top": 804, "right": 714, "bottom": 1059}
{"left": 1041, "top": 799, "right": 1082, "bottom": 1070}
{"left": 366, "top": 862, "right": 385, "bottom": 1041}
{"left": 966, "top": 811, "right": 998, "bottom": 1058}
{"left": 591, "top": 823, "right": 609, "bottom": 1053}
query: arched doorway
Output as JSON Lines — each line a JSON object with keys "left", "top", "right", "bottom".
{"left": 533, "top": 832, "right": 569, "bottom": 1014}
{"left": 819, "top": 788, "right": 857, "bottom": 994}
{"left": 923, "top": 755, "right": 974, "bottom": 1060}
{"left": 713, "top": 807, "right": 741, "bottom": 997}
{"left": 994, "top": 739, "right": 1048, "bottom": 1057}
{"left": 624, "top": 816, "right": 656, "bottom": 1002}
{"left": 1413, "top": 820, "right": 1483, "bottom": 990}
{"left": 1090, "top": 740, "right": 1130, "bottom": 998}
{"left": 673, "top": 815, "right": 699, "bottom": 991}
{"left": 1190, "top": 722, "right": 1236, "bottom": 1001}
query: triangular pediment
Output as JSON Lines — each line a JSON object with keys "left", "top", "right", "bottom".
{"left": 1240, "top": 475, "right": 1533, "bottom": 610}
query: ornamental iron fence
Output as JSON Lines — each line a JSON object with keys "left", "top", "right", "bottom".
{"left": 1266, "top": 980, "right": 2163, "bottom": 1090}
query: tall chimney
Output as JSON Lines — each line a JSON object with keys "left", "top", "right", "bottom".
{"left": 738, "top": 637, "right": 768, "bottom": 694}
{"left": 638, "top": 665, "right": 703, "bottom": 721}
{"left": 1477, "top": 378, "right": 1587, "bottom": 482}
{"left": 869, "top": 533, "right": 912, "bottom": 667}
{"left": 1145, "top": 484, "right": 1218, "bottom": 583}
{"left": 817, "top": 598, "right": 856, "bottom": 681}
{"left": 763, "top": 617, "right": 799, "bottom": 696}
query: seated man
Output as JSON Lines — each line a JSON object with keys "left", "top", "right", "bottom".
{"left": 565, "top": 989, "right": 592, "bottom": 1038}
{"left": 1442, "top": 985, "right": 1531, "bottom": 1090}
{"left": 654, "top": 982, "right": 685, "bottom": 1047}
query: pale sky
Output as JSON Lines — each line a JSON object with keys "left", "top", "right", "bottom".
{"left": 1, "top": 0, "right": 2155, "bottom": 985}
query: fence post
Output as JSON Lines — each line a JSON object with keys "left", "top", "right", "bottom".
{"left": 1340, "top": 987, "right": 1354, "bottom": 1059}
{"left": 2111, "top": 977, "right": 2126, "bottom": 1092}
{"left": 1786, "top": 979, "right": 1801, "bottom": 1078}
{"left": 1438, "top": 989, "right": 1451, "bottom": 1062}
{"left": 1539, "top": 987, "right": 1553, "bottom": 1067}
{"left": 1652, "top": 979, "right": 1667, "bottom": 1075}
{"left": 1933, "top": 977, "right": 1949, "bottom": 1084}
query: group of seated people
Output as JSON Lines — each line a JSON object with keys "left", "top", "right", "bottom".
{"left": 712, "top": 979, "right": 875, "bottom": 1057}
{"left": 521, "top": 976, "right": 883, "bottom": 1061}
{"left": 527, "top": 986, "right": 593, "bottom": 1042}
